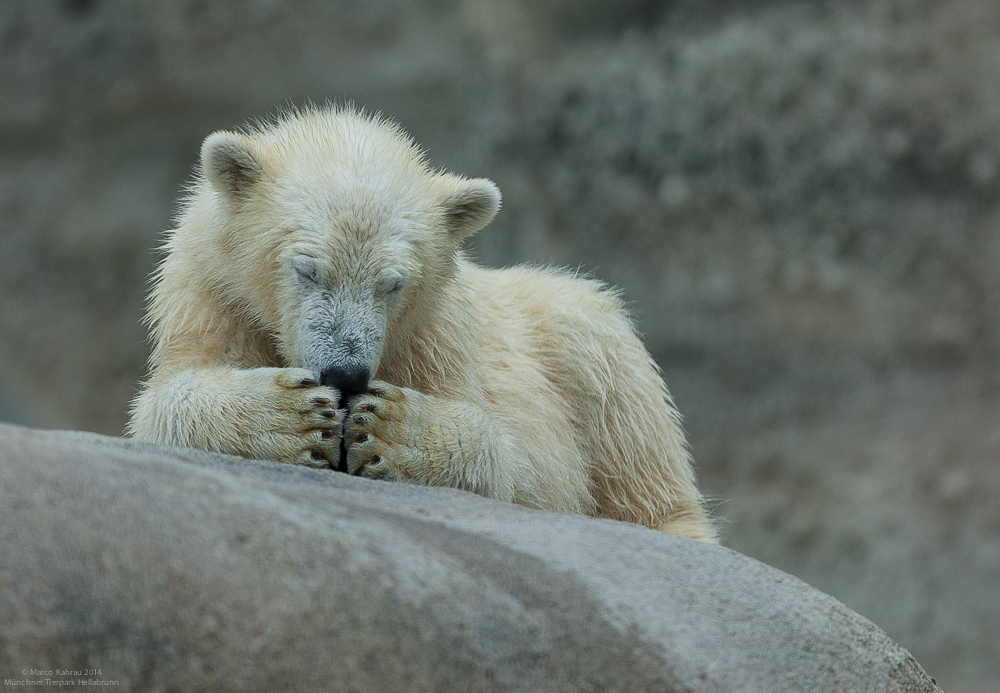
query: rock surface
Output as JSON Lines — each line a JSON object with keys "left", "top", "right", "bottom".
{"left": 0, "top": 423, "right": 938, "bottom": 692}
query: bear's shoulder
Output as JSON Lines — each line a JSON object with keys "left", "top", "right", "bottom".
{"left": 461, "top": 258, "right": 609, "bottom": 294}
{"left": 459, "top": 259, "right": 627, "bottom": 328}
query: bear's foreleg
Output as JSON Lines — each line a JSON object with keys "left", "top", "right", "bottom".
{"left": 342, "top": 381, "right": 518, "bottom": 501}
{"left": 129, "top": 367, "right": 343, "bottom": 468}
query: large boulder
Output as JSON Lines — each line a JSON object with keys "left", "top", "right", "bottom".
{"left": 0, "top": 423, "right": 938, "bottom": 692}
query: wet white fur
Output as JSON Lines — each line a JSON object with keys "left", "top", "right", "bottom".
{"left": 127, "top": 105, "right": 716, "bottom": 541}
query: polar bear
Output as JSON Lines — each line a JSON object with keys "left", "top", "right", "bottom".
{"left": 127, "top": 106, "right": 716, "bottom": 542}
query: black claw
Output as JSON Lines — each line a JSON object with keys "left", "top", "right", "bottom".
{"left": 321, "top": 410, "right": 337, "bottom": 419}
{"left": 310, "top": 449, "right": 324, "bottom": 460}
{"left": 312, "top": 396, "right": 331, "bottom": 405}
{"left": 355, "top": 433, "right": 369, "bottom": 443}
{"left": 321, "top": 429, "right": 336, "bottom": 439}
{"left": 300, "top": 378, "right": 318, "bottom": 387}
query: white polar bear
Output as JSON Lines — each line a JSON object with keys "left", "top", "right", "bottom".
{"left": 128, "top": 106, "right": 716, "bottom": 541}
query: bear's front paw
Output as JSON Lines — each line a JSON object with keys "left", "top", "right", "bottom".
{"left": 342, "top": 381, "right": 422, "bottom": 481}
{"left": 258, "top": 367, "right": 343, "bottom": 469}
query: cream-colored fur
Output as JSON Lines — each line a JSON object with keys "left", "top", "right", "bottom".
{"left": 128, "top": 105, "right": 716, "bottom": 542}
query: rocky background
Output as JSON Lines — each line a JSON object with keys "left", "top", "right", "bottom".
{"left": 1, "top": 1, "right": 997, "bottom": 690}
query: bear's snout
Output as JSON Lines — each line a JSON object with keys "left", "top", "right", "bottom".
{"left": 321, "top": 365, "right": 370, "bottom": 404}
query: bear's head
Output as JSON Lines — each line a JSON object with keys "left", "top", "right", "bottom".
{"left": 190, "top": 106, "right": 500, "bottom": 400}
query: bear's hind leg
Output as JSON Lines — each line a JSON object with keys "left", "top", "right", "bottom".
{"left": 654, "top": 502, "right": 719, "bottom": 542}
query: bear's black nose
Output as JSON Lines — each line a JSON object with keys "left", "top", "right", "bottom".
{"left": 320, "top": 365, "right": 370, "bottom": 404}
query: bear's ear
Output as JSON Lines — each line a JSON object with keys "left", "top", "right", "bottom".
{"left": 440, "top": 177, "right": 501, "bottom": 239}
{"left": 200, "top": 131, "right": 262, "bottom": 198}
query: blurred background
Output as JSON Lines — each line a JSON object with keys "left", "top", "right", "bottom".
{"left": 2, "top": 0, "right": 998, "bottom": 689}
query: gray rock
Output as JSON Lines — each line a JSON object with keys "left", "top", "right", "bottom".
{"left": 0, "top": 423, "right": 939, "bottom": 692}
